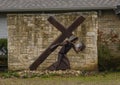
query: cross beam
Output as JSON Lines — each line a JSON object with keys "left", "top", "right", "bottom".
{"left": 29, "top": 16, "right": 85, "bottom": 70}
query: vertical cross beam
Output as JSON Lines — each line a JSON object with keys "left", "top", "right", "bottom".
{"left": 29, "top": 16, "right": 85, "bottom": 70}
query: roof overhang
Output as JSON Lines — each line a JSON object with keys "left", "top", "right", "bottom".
{"left": 0, "top": 6, "right": 116, "bottom": 13}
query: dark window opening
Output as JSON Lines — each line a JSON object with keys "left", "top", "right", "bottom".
{"left": 0, "top": 14, "right": 8, "bottom": 71}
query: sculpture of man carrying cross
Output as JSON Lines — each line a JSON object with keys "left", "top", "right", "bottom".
{"left": 29, "top": 16, "right": 85, "bottom": 70}
{"left": 47, "top": 35, "right": 86, "bottom": 71}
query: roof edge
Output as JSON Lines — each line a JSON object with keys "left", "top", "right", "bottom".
{"left": 0, "top": 7, "right": 116, "bottom": 12}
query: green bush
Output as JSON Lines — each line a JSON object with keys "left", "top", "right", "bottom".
{"left": 98, "top": 44, "right": 111, "bottom": 71}
{"left": 0, "top": 38, "right": 7, "bottom": 50}
{"left": 0, "top": 38, "right": 8, "bottom": 67}
{"left": 98, "top": 44, "right": 120, "bottom": 71}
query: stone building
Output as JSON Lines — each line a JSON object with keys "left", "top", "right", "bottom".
{"left": 0, "top": 0, "right": 120, "bottom": 71}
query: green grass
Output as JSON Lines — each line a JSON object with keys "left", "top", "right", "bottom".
{"left": 42, "top": 72, "right": 120, "bottom": 82}
{"left": 0, "top": 72, "right": 120, "bottom": 85}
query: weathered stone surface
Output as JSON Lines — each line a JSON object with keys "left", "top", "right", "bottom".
{"left": 98, "top": 11, "right": 120, "bottom": 46}
{"left": 7, "top": 12, "right": 98, "bottom": 71}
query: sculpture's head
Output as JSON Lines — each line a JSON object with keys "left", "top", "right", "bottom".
{"left": 75, "top": 42, "right": 86, "bottom": 51}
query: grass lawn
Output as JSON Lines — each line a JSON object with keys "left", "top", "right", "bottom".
{"left": 0, "top": 72, "right": 120, "bottom": 85}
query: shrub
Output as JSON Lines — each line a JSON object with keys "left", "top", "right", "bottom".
{"left": 98, "top": 44, "right": 120, "bottom": 71}
{"left": 0, "top": 38, "right": 7, "bottom": 50}
{"left": 98, "top": 44, "right": 111, "bottom": 71}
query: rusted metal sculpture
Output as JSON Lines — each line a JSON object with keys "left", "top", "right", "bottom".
{"left": 47, "top": 35, "right": 79, "bottom": 70}
{"left": 29, "top": 16, "right": 85, "bottom": 70}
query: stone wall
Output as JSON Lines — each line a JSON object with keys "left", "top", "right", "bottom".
{"left": 7, "top": 12, "right": 98, "bottom": 71}
{"left": 98, "top": 10, "right": 120, "bottom": 70}
{"left": 98, "top": 10, "right": 120, "bottom": 56}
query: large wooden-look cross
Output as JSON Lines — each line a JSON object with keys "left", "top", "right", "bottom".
{"left": 29, "top": 16, "right": 85, "bottom": 70}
